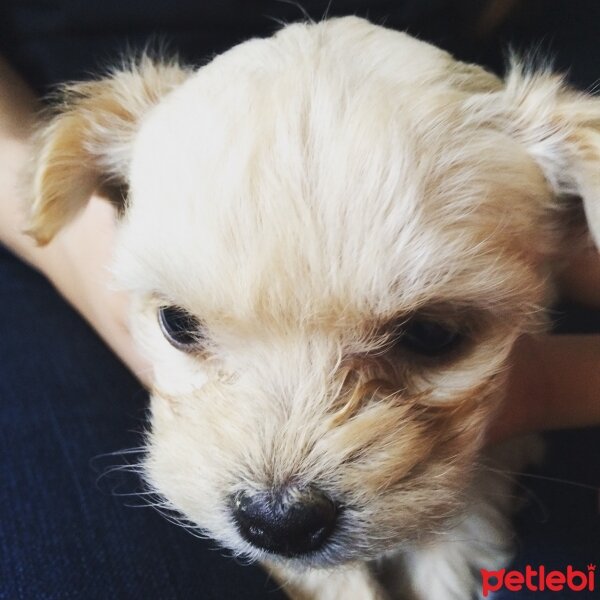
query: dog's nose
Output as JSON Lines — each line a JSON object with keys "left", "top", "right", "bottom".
{"left": 231, "top": 485, "right": 337, "bottom": 556}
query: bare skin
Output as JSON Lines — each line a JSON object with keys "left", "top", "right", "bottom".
{"left": 1, "top": 56, "right": 599, "bottom": 442}
{"left": 0, "top": 56, "right": 152, "bottom": 383}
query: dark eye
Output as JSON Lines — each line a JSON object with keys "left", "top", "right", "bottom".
{"left": 158, "top": 305, "right": 204, "bottom": 351}
{"left": 396, "top": 319, "right": 462, "bottom": 357}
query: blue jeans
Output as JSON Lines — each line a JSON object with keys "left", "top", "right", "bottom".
{"left": 0, "top": 244, "right": 598, "bottom": 599}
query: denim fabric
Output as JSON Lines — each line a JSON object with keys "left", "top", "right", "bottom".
{"left": 0, "top": 246, "right": 285, "bottom": 600}
{"left": 493, "top": 428, "right": 600, "bottom": 600}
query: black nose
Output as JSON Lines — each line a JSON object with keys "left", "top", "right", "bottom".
{"left": 231, "top": 485, "right": 337, "bottom": 557}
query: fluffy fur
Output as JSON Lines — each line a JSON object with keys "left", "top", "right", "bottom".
{"left": 27, "top": 17, "right": 599, "bottom": 599}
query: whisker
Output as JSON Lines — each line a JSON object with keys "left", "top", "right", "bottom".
{"left": 109, "top": 489, "right": 157, "bottom": 498}
{"left": 123, "top": 500, "right": 170, "bottom": 509}
{"left": 274, "top": 0, "right": 315, "bottom": 24}
{"left": 321, "top": 0, "right": 334, "bottom": 22}
{"left": 93, "top": 446, "right": 146, "bottom": 457}
{"left": 264, "top": 14, "right": 288, "bottom": 28}
{"left": 475, "top": 464, "right": 549, "bottom": 520}
{"left": 484, "top": 465, "right": 600, "bottom": 493}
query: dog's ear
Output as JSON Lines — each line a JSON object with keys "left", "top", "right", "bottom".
{"left": 484, "top": 62, "right": 600, "bottom": 247}
{"left": 28, "top": 56, "right": 189, "bottom": 245}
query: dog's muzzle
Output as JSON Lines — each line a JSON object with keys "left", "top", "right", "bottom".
{"left": 230, "top": 485, "right": 338, "bottom": 557}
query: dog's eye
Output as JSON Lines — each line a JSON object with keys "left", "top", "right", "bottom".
{"left": 396, "top": 319, "right": 462, "bottom": 357}
{"left": 158, "top": 305, "right": 204, "bottom": 351}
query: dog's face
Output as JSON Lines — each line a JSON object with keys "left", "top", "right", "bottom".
{"left": 28, "top": 17, "right": 600, "bottom": 568}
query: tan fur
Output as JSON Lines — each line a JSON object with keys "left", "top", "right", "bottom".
{"left": 25, "top": 17, "right": 600, "bottom": 599}
{"left": 28, "top": 56, "right": 189, "bottom": 244}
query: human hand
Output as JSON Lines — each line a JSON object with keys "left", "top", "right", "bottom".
{"left": 490, "top": 328, "right": 600, "bottom": 443}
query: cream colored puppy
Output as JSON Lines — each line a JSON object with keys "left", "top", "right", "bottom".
{"left": 27, "top": 17, "right": 600, "bottom": 600}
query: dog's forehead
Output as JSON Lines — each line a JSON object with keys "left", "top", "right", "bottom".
{"left": 118, "top": 18, "right": 543, "bottom": 324}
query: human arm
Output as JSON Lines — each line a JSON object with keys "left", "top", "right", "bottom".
{"left": 0, "top": 56, "right": 152, "bottom": 385}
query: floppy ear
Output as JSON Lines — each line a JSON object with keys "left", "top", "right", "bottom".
{"left": 28, "top": 56, "right": 189, "bottom": 245}
{"left": 495, "top": 62, "right": 600, "bottom": 248}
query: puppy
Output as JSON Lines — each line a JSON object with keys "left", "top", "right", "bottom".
{"left": 27, "top": 17, "right": 600, "bottom": 600}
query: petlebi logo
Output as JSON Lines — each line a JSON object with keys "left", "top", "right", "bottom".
{"left": 481, "top": 564, "right": 596, "bottom": 597}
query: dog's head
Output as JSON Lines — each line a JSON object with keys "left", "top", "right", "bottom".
{"left": 28, "top": 17, "right": 600, "bottom": 567}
